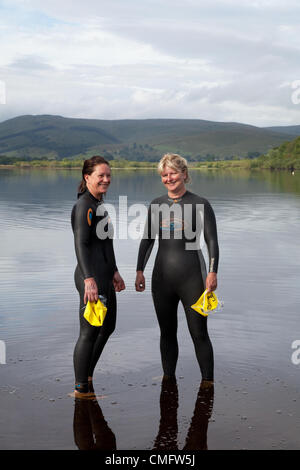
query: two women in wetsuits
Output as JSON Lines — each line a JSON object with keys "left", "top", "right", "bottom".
{"left": 72, "top": 153, "right": 219, "bottom": 398}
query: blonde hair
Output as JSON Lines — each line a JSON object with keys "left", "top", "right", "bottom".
{"left": 157, "top": 153, "right": 191, "bottom": 183}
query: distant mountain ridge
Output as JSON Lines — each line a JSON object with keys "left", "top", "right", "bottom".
{"left": 0, "top": 114, "right": 299, "bottom": 162}
{"left": 265, "top": 125, "right": 300, "bottom": 136}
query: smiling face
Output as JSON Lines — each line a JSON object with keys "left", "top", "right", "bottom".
{"left": 85, "top": 163, "right": 111, "bottom": 199}
{"left": 161, "top": 165, "right": 187, "bottom": 196}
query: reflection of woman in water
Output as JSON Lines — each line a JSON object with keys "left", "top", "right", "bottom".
{"left": 73, "top": 394, "right": 116, "bottom": 450}
{"left": 153, "top": 377, "right": 214, "bottom": 451}
{"left": 135, "top": 154, "right": 219, "bottom": 385}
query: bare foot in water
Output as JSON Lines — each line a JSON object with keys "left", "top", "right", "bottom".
{"left": 200, "top": 380, "right": 214, "bottom": 390}
{"left": 68, "top": 377, "right": 107, "bottom": 399}
{"left": 68, "top": 390, "right": 97, "bottom": 400}
{"left": 68, "top": 389, "right": 108, "bottom": 400}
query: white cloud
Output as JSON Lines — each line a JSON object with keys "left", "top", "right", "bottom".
{"left": 1, "top": 0, "right": 300, "bottom": 126}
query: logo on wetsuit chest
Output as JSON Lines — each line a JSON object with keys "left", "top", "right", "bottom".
{"left": 87, "top": 208, "right": 93, "bottom": 226}
{"left": 161, "top": 216, "right": 184, "bottom": 232}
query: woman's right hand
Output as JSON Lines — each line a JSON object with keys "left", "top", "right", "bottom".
{"left": 135, "top": 271, "right": 145, "bottom": 292}
{"left": 84, "top": 277, "right": 99, "bottom": 304}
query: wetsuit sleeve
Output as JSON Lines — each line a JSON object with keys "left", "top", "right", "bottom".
{"left": 109, "top": 240, "right": 118, "bottom": 273}
{"left": 204, "top": 201, "right": 219, "bottom": 273}
{"left": 136, "top": 204, "right": 156, "bottom": 272}
{"left": 72, "top": 202, "right": 95, "bottom": 279}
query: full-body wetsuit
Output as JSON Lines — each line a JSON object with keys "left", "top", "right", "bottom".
{"left": 137, "top": 191, "right": 219, "bottom": 380}
{"left": 71, "top": 190, "right": 117, "bottom": 393}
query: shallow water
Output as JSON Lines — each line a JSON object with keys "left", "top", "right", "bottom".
{"left": 0, "top": 168, "right": 300, "bottom": 450}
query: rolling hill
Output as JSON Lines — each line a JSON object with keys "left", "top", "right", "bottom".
{"left": 0, "top": 114, "right": 299, "bottom": 162}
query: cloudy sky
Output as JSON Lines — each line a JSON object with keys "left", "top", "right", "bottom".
{"left": 0, "top": 0, "right": 300, "bottom": 126}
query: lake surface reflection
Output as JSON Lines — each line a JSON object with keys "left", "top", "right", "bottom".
{"left": 0, "top": 167, "right": 299, "bottom": 450}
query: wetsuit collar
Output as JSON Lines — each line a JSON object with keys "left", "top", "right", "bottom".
{"left": 78, "top": 189, "right": 103, "bottom": 203}
{"left": 167, "top": 190, "right": 188, "bottom": 203}
{"left": 87, "top": 189, "right": 103, "bottom": 204}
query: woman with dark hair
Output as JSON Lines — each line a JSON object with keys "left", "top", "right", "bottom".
{"left": 71, "top": 156, "right": 125, "bottom": 399}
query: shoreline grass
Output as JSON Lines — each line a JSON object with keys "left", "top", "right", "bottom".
{"left": 0, "top": 156, "right": 298, "bottom": 171}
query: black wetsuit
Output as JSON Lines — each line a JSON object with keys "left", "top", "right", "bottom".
{"left": 136, "top": 190, "right": 219, "bottom": 380}
{"left": 71, "top": 190, "right": 117, "bottom": 393}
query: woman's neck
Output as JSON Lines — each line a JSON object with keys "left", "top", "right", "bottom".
{"left": 86, "top": 186, "right": 102, "bottom": 201}
{"left": 167, "top": 187, "right": 187, "bottom": 199}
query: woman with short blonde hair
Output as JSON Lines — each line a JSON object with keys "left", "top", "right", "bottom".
{"left": 157, "top": 153, "right": 191, "bottom": 183}
{"left": 136, "top": 153, "right": 219, "bottom": 387}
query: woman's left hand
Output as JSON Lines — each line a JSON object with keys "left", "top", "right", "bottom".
{"left": 206, "top": 272, "right": 217, "bottom": 293}
{"left": 113, "top": 271, "right": 126, "bottom": 292}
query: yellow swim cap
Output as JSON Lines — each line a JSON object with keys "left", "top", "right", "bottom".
{"left": 191, "top": 290, "right": 219, "bottom": 317}
{"left": 83, "top": 299, "right": 107, "bottom": 326}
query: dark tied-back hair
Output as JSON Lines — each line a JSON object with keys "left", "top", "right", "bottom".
{"left": 78, "top": 155, "right": 110, "bottom": 193}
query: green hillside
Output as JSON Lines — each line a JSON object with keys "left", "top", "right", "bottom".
{"left": 0, "top": 115, "right": 120, "bottom": 161}
{"left": 153, "top": 126, "right": 290, "bottom": 160}
{"left": 251, "top": 135, "right": 300, "bottom": 170}
{"left": 0, "top": 114, "right": 298, "bottom": 163}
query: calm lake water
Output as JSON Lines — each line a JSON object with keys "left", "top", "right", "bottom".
{"left": 0, "top": 167, "right": 299, "bottom": 450}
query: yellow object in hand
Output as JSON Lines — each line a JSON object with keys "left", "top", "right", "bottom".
{"left": 83, "top": 299, "right": 107, "bottom": 326}
{"left": 191, "top": 289, "right": 219, "bottom": 317}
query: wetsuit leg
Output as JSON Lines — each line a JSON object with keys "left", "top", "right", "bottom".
{"left": 73, "top": 299, "right": 99, "bottom": 392}
{"left": 88, "top": 287, "right": 116, "bottom": 377}
{"left": 183, "top": 305, "right": 214, "bottom": 380}
{"left": 152, "top": 286, "right": 180, "bottom": 377}
{"left": 178, "top": 277, "right": 214, "bottom": 381}
{"left": 73, "top": 278, "right": 116, "bottom": 391}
